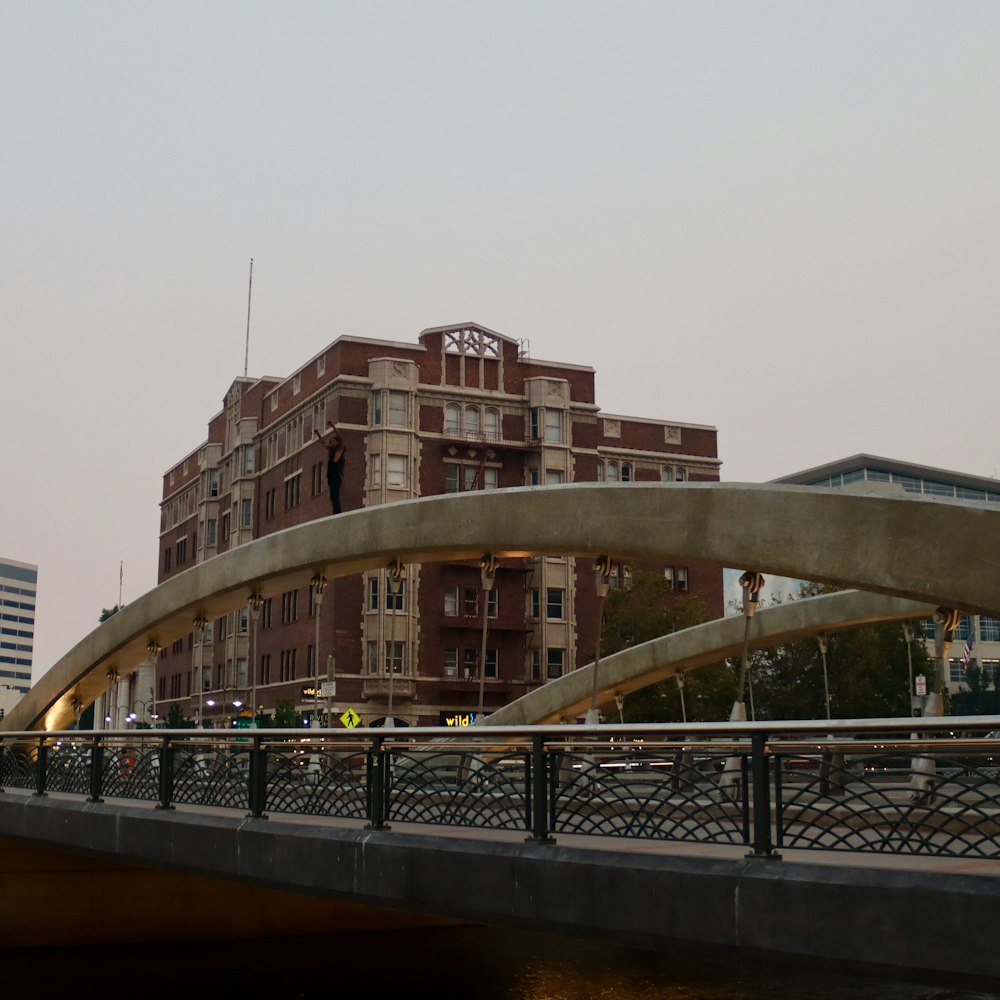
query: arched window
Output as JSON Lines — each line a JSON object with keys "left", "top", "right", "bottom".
{"left": 675, "top": 467, "right": 687, "bottom": 482}
{"left": 465, "top": 406, "right": 480, "bottom": 439}
{"left": 660, "top": 466, "right": 672, "bottom": 482}
{"left": 444, "top": 404, "right": 460, "bottom": 435}
{"left": 621, "top": 463, "right": 632, "bottom": 482}
{"left": 606, "top": 461, "right": 619, "bottom": 483}
{"left": 484, "top": 408, "right": 500, "bottom": 440}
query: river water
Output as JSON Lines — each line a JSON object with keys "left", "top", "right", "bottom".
{"left": 7, "top": 925, "right": 1000, "bottom": 999}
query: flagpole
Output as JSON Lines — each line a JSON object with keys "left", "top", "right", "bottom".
{"left": 118, "top": 561, "right": 123, "bottom": 609}
{"left": 244, "top": 258, "right": 253, "bottom": 377}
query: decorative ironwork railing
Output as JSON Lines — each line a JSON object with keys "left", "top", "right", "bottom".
{"left": 4, "top": 718, "right": 1000, "bottom": 859}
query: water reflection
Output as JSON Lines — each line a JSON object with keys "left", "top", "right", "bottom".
{"left": 8, "top": 925, "right": 1000, "bottom": 999}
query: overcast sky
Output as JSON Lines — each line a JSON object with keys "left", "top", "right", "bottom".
{"left": 3, "top": 2, "right": 999, "bottom": 679}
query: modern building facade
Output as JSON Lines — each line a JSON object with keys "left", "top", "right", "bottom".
{"left": 0, "top": 558, "right": 36, "bottom": 720}
{"left": 141, "top": 323, "right": 722, "bottom": 729}
{"left": 774, "top": 454, "right": 1000, "bottom": 696}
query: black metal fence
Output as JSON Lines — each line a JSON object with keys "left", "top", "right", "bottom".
{"left": 4, "top": 717, "right": 1000, "bottom": 859}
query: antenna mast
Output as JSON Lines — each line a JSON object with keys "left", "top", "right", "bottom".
{"left": 244, "top": 258, "right": 253, "bottom": 377}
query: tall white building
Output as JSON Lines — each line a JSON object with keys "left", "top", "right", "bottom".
{"left": 0, "top": 557, "right": 36, "bottom": 720}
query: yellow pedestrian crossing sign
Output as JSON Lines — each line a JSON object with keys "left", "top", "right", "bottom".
{"left": 340, "top": 707, "right": 361, "bottom": 729}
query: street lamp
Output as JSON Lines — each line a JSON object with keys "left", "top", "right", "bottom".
{"left": 818, "top": 633, "right": 831, "bottom": 720}
{"left": 476, "top": 554, "right": 499, "bottom": 720}
{"left": 731, "top": 571, "right": 764, "bottom": 723}
{"left": 586, "top": 556, "right": 614, "bottom": 725}
{"left": 310, "top": 575, "right": 327, "bottom": 728}
{"left": 248, "top": 594, "right": 264, "bottom": 724}
{"left": 902, "top": 621, "right": 917, "bottom": 718}
{"left": 386, "top": 560, "right": 406, "bottom": 728}
{"left": 192, "top": 616, "right": 207, "bottom": 727}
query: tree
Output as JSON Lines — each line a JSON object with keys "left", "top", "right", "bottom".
{"left": 599, "top": 571, "right": 730, "bottom": 722}
{"left": 164, "top": 703, "right": 191, "bottom": 729}
{"left": 273, "top": 699, "right": 300, "bottom": 728}
{"left": 99, "top": 605, "right": 121, "bottom": 623}
{"left": 734, "top": 583, "right": 934, "bottom": 721}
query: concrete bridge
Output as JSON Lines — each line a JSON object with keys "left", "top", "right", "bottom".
{"left": 5, "top": 482, "right": 996, "bottom": 733}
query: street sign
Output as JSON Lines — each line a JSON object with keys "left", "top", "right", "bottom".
{"left": 340, "top": 707, "right": 361, "bottom": 729}
{"left": 915, "top": 674, "right": 927, "bottom": 696}
{"left": 321, "top": 681, "right": 337, "bottom": 697}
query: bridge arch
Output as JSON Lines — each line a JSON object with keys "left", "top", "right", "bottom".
{"left": 6, "top": 482, "right": 996, "bottom": 731}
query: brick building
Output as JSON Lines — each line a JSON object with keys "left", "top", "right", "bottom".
{"left": 151, "top": 323, "right": 722, "bottom": 728}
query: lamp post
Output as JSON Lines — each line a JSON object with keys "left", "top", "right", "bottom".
{"left": 145, "top": 641, "right": 162, "bottom": 722}
{"left": 586, "top": 556, "right": 614, "bottom": 725}
{"left": 902, "top": 621, "right": 917, "bottom": 718}
{"left": 476, "top": 554, "right": 499, "bottom": 721}
{"left": 310, "top": 576, "right": 326, "bottom": 727}
{"left": 731, "top": 571, "right": 764, "bottom": 723}
{"left": 386, "top": 560, "right": 405, "bottom": 728}
{"left": 676, "top": 674, "right": 687, "bottom": 724}
{"left": 818, "top": 633, "right": 831, "bottom": 720}
{"left": 248, "top": 593, "right": 264, "bottom": 725}
{"left": 192, "top": 616, "right": 207, "bottom": 727}
{"left": 104, "top": 669, "right": 119, "bottom": 731}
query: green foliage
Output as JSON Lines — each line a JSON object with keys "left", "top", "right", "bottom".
{"left": 951, "top": 665, "right": 1000, "bottom": 715}
{"left": 273, "top": 699, "right": 301, "bottom": 728}
{"left": 600, "top": 571, "right": 728, "bottom": 723}
{"left": 164, "top": 703, "right": 191, "bottom": 729}
{"left": 734, "top": 582, "right": 934, "bottom": 721}
{"left": 99, "top": 605, "right": 121, "bottom": 623}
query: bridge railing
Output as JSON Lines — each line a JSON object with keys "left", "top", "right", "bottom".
{"left": 4, "top": 717, "right": 1000, "bottom": 859}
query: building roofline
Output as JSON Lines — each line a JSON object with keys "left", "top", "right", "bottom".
{"left": 774, "top": 453, "right": 1000, "bottom": 493}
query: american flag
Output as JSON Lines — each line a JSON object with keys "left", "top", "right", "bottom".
{"left": 962, "top": 635, "right": 975, "bottom": 669}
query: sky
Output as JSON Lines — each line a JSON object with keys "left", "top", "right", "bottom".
{"left": 3, "top": 2, "right": 999, "bottom": 680}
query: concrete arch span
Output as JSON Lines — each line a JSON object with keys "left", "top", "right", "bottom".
{"left": 489, "top": 591, "right": 933, "bottom": 726}
{"left": 5, "top": 482, "right": 994, "bottom": 732}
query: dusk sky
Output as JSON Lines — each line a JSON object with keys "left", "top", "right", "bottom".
{"left": 3, "top": 2, "right": 999, "bottom": 679}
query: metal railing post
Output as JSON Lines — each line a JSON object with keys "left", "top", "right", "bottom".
{"left": 157, "top": 737, "right": 175, "bottom": 810}
{"left": 525, "top": 733, "right": 555, "bottom": 844}
{"left": 34, "top": 738, "right": 48, "bottom": 797}
{"left": 88, "top": 736, "right": 105, "bottom": 803}
{"left": 747, "top": 731, "right": 779, "bottom": 859}
{"left": 366, "top": 735, "right": 390, "bottom": 830}
{"left": 247, "top": 736, "right": 269, "bottom": 819}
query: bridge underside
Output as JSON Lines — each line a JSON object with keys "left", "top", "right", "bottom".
{"left": 3, "top": 791, "right": 1000, "bottom": 979}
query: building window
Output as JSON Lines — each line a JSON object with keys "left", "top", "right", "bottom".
{"left": 675, "top": 467, "right": 687, "bottom": 482}
{"left": 545, "top": 469, "right": 564, "bottom": 485}
{"left": 546, "top": 648, "right": 564, "bottom": 680}
{"left": 206, "top": 519, "right": 217, "bottom": 545}
{"left": 980, "top": 617, "right": 1000, "bottom": 642}
{"left": 530, "top": 649, "right": 541, "bottom": 681}
{"left": 210, "top": 470, "right": 220, "bottom": 497}
{"left": 244, "top": 445, "right": 255, "bottom": 475}
{"left": 385, "top": 641, "right": 405, "bottom": 674}
{"left": 465, "top": 406, "right": 480, "bottom": 438}
{"left": 529, "top": 408, "right": 540, "bottom": 440}
{"left": 387, "top": 455, "right": 407, "bottom": 488}
{"left": 544, "top": 409, "right": 563, "bottom": 443}
{"left": 281, "top": 590, "right": 298, "bottom": 624}
{"left": 444, "top": 464, "right": 461, "bottom": 494}
{"left": 676, "top": 567, "right": 688, "bottom": 593}
{"left": 955, "top": 616, "right": 973, "bottom": 641}
{"left": 221, "top": 512, "right": 230, "bottom": 541}
{"left": 306, "top": 644, "right": 315, "bottom": 677}
{"left": 463, "top": 649, "right": 477, "bottom": 679}
{"left": 621, "top": 463, "right": 632, "bottom": 482}
{"left": 663, "top": 567, "right": 674, "bottom": 590}
{"left": 237, "top": 657, "right": 248, "bottom": 687}
{"left": 176, "top": 538, "right": 187, "bottom": 564}
{"left": 484, "top": 648, "right": 498, "bottom": 678}
{"left": 259, "top": 654, "right": 271, "bottom": 686}
{"left": 264, "top": 488, "right": 276, "bottom": 520}
{"left": 444, "top": 585, "right": 459, "bottom": 616}
{"left": 163, "top": 547, "right": 172, "bottom": 572}
{"left": 280, "top": 649, "right": 297, "bottom": 682}
{"left": 311, "top": 462, "right": 324, "bottom": 497}
{"left": 202, "top": 664, "right": 213, "bottom": 690}
{"left": 484, "top": 408, "right": 500, "bottom": 440}
{"left": 238, "top": 608, "right": 249, "bottom": 634}
{"left": 261, "top": 599, "right": 272, "bottom": 630}
{"left": 241, "top": 499, "right": 252, "bottom": 529}
{"left": 486, "top": 588, "right": 498, "bottom": 618}
{"left": 546, "top": 588, "right": 565, "bottom": 620}
{"left": 369, "top": 577, "right": 380, "bottom": 612}
{"left": 444, "top": 404, "right": 461, "bottom": 435}
{"left": 483, "top": 467, "right": 498, "bottom": 490}
{"left": 464, "top": 587, "right": 478, "bottom": 616}
{"left": 981, "top": 659, "right": 999, "bottom": 685}
{"left": 388, "top": 391, "right": 408, "bottom": 427}
{"left": 529, "top": 589, "right": 541, "bottom": 618}
{"left": 372, "top": 392, "right": 383, "bottom": 425}
{"left": 284, "top": 472, "right": 301, "bottom": 510}
{"left": 444, "top": 647, "right": 459, "bottom": 677}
